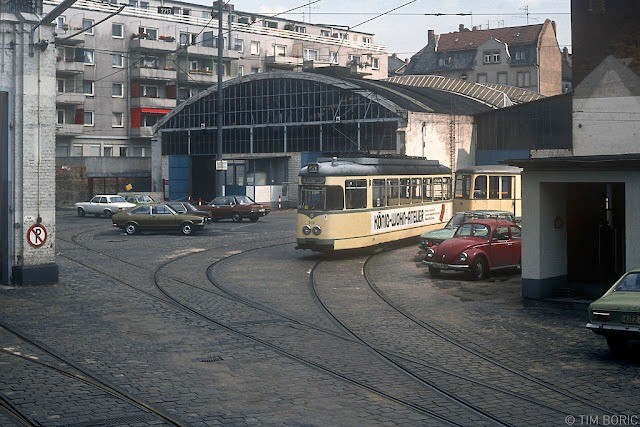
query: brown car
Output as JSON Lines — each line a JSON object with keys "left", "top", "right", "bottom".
{"left": 201, "top": 195, "right": 271, "bottom": 222}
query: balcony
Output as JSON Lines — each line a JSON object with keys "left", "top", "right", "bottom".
{"left": 130, "top": 66, "right": 177, "bottom": 81}
{"left": 55, "top": 124, "right": 84, "bottom": 136}
{"left": 56, "top": 59, "right": 84, "bottom": 75}
{"left": 130, "top": 37, "right": 177, "bottom": 53}
{"left": 129, "top": 127, "right": 155, "bottom": 138}
{"left": 130, "top": 97, "right": 177, "bottom": 110}
{"left": 56, "top": 92, "right": 85, "bottom": 105}
{"left": 54, "top": 29, "right": 85, "bottom": 46}
{"left": 265, "top": 55, "right": 303, "bottom": 70}
{"left": 178, "top": 69, "right": 216, "bottom": 84}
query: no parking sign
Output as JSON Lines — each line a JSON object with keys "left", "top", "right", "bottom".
{"left": 27, "top": 223, "right": 47, "bottom": 248}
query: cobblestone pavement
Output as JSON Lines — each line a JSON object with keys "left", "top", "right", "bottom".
{"left": 0, "top": 209, "right": 638, "bottom": 426}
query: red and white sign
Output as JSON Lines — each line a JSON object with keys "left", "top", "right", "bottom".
{"left": 27, "top": 224, "right": 47, "bottom": 248}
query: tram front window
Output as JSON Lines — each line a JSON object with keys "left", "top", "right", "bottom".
{"left": 299, "top": 186, "right": 344, "bottom": 210}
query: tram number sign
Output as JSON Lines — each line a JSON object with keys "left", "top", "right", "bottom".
{"left": 27, "top": 223, "right": 48, "bottom": 248}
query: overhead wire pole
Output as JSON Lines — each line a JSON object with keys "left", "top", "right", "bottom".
{"left": 216, "top": 0, "right": 224, "bottom": 197}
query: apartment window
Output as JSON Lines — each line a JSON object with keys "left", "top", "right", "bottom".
{"left": 514, "top": 50, "right": 526, "bottom": 61}
{"left": 238, "top": 65, "right": 244, "bottom": 76}
{"left": 139, "top": 1, "right": 148, "bottom": 9}
{"left": 497, "top": 72, "right": 507, "bottom": 85}
{"left": 250, "top": 41, "right": 260, "bottom": 55}
{"left": 141, "top": 85, "right": 158, "bottom": 98}
{"left": 304, "top": 49, "right": 319, "bottom": 61}
{"left": 83, "top": 49, "right": 94, "bottom": 65}
{"left": 112, "top": 83, "right": 123, "bottom": 97}
{"left": 483, "top": 51, "right": 500, "bottom": 64}
{"left": 56, "top": 16, "right": 66, "bottom": 30}
{"left": 57, "top": 79, "right": 65, "bottom": 93}
{"left": 330, "top": 51, "right": 338, "bottom": 64}
{"left": 70, "top": 145, "right": 83, "bottom": 156}
{"left": 274, "top": 44, "right": 286, "bottom": 57}
{"left": 237, "top": 16, "right": 250, "bottom": 24}
{"left": 83, "top": 111, "right": 94, "bottom": 126}
{"left": 128, "top": 0, "right": 137, "bottom": 6}
{"left": 138, "top": 26, "right": 157, "bottom": 40}
{"left": 112, "top": 112, "right": 123, "bottom": 127}
{"left": 178, "top": 88, "right": 190, "bottom": 100}
{"left": 83, "top": 80, "right": 94, "bottom": 96}
{"left": 189, "top": 60, "right": 198, "bottom": 71}
{"left": 90, "top": 145, "right": 100, "bottom": 156}
{"left": 57, "top": 110, "right": 65, "bottom": 124}
{"left": 517, "top": 71, "right": 530, "bottom": 87}
{"left": 348, "top": 54, "right": 361, "bottom": 66}
{"left": 182, "top": 8, "right": 190, "bottom": 16}
{"left": 142, "top": 56, "right": 158, "bottom": 68}
{"left": 142, "top": 115, "right": 159, "bottom": 126}
{"left": 104, "top": 146, "right": 113, "bottom": 156}
{"left": 56, "top": 145, "right": 68, "bottom": 157}
{"left": 251, "top": 67, "right": 260, "bottom": 74}
{"left": 372, "top": 57, "right": 380, "bottom": 70}
{"left": 476, "top": 73, "right": 487, "bottom": 84}
{"left": 295, "top": 25, "right": 306, "bottom": 33}
{"left": 321, "top": 30, "right": 330, "bottom": 37}
{"left": 82, "top": 18, "right": 94, "bottom": 35}
{"left": 119, "top": 147, "right": 128, "bottom": 157}
{"left": 112, "top": 54, "right": 124, "bottom": 67}
{"left": 180, "top": 32, "right": 197, "bottom": 46}
{"left": 363, "top": 37, "right": 371, "bottom": 44}
{"left": 112, "top": 23, "right": 123, "bottom": 38}
{"left": 263, "top": 20, "right": 277, "bottom": 29}
{"left": 235, "top": 39, "right": 244, "bottom": 52}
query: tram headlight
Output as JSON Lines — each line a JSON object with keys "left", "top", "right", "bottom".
{"left": 312, "top": 225, "right": 322, "bottom": 235}
{"left": 459, "top": 252, "right": 468, "bottom": 262}
{"left": 302, "top": 225, "right": 312, "bottom": 235}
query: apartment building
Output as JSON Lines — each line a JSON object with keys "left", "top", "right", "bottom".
{"left": 404, "top": 21, "right": 562, "bottom": 96}
{"left": 49, "top": 0, "right": 387, "bottom": 203}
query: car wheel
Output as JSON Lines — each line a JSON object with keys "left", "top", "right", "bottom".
{"left": 77, "top": 207, "right": 85, "bottom": 217}
{"left": 606, "top": 336, "right": 627, "bottom": 355}
{"left": 428, "top": 266, "right": 441, "bottom": 276}
{"left": 103, "top": 209, "right": 113, "bottom": 219}
{"left": 249, "top": 216, "right": 259, "bottom": 222}
{"left": 231, "top": 212, "right": 243, "bottom": 223}
{"left": 469, "top": 257, "right": 487, "bottom": 281}
{"left": 124, "top": 223, "right": 138, "bottom": 235}
{"left": 180, "top": 223, "right": 194, "bottom": 236}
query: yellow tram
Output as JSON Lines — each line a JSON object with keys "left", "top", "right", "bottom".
{"left": 453, "top": 165, "right": 522, "bottom": 218}
{"left": 296, "top": 156, "right": 453, "bottom": 252}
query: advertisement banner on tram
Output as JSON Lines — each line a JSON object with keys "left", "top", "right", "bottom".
{"left": 371, "top": 203, "right": 452, "bottom": 234}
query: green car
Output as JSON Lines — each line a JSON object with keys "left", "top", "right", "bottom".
{"left": 112, "top": 203, "right": 205, "bottom": 236}
{"left": 587, "top": 268, "right": 640, "bottom": 354}
{"left": 419, "top": 210, "right": 516, "bottom": 250}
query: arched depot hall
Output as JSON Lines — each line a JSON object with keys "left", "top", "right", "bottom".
{"left": 151, "top": 70, "right": 491, "bottom": 205}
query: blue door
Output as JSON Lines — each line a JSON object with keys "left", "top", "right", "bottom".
{"left": 168, "top": 155, "right": 190, "bottom": 201}
{"left": 225, "top": 161, "right": 246, "bottom": 196}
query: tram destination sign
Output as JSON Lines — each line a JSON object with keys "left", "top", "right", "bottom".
{"left": 371, "top": 203, "right": 452, "bottom": 234}
{"left": 301, "top": 176, "right": 325, "bottom": 184}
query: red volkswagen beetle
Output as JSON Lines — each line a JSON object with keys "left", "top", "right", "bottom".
{"left": 423, "top": 218, "right": 522, "bottom": 280}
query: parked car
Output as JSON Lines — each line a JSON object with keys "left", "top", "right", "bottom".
{"left": 419, "top": 210, "right": 516, "bottom": 250}
{"left": 167, "top": 201, "right": 211, "bottom": 220}
{"left": 423, "top": 218, "right": 521, "bottom": 280}
{"left": 111, "top": 203, "right": 205, "bottom": 235}
{"left": 200, "top": 195, "right": 271, "bottom": 222}
{"left": 120, "top": 193, "right": 155, "bottom": 204}
{"left": 586, "top": 268, "right": 640, "bottom": 354}
{"left": 75, "top": 195, "right": 136, "bottom": 218}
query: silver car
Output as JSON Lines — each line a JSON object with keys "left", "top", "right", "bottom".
{"left": 75, "top": 195, "right": 136, "bottom": 218}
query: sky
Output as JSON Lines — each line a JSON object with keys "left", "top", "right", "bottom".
{"left": 216, "top": 0, "right": 572, "bottom": 59}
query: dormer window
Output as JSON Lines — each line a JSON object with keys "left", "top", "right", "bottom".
{"left": 483, "top": 51, "right": 500, "bottom": 64}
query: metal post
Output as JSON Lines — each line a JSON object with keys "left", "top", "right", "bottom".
{"left": 215, "top": 1, "right": 224, "bottom": 197}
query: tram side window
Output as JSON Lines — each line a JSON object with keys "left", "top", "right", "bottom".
{"left": 489, "top": 176, "right": 501, "bottom": 199}
{"left": 422, "top": 178, "right": 433, "bottom": 202}
{"left": 433, "top": 178, "right": 444, "bottom": 200}
{"left": 411, "top": 178, "right": 422, "bottom": 203}
{"left": 455, "top": 175, "right": 471, "bottom": 199}
{"left": 345, "top": 179, "right": 367, "bottom": 209}
{"left": 399, "top": 178, "right": 411, "bottom": 205}
{"left": 474, "top": 175, "right": 488, "bottom": 199}
{"left": 372, "top": 179, "right": 386, "bottom": 207}
{"left": 442, "top": 177, "right": 451, "bottom": 199}
{"left": 386, "top": 178, "right": 399, "bottom": 206}
{"left": 501, "top": 176, "right": 513, "bottom": 199}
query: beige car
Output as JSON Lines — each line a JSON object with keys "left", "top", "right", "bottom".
{"left": 75, "top": 195, "right": 136, "bottom": 218}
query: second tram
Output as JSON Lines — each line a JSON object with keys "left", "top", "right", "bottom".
{"left": 453, "top": 165, "right": 522, "bottom": 218}
{"left": 296, "top": 156, "right": 453, "bottom": 252}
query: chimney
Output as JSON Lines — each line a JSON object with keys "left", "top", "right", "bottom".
{"left": 551, "top": 20, "right": 557, "bottom": 34}
{"left": 428, "top": 29, "right": 435, "bottom": 46}
{"left": 459, "top": 24, "right": 465, "bottom": 32}
{"left": 563, "top": 46, "right": 570, "bottom": 61}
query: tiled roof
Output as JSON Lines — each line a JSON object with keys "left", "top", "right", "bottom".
{"left": 437, "top": 23, "right": 545, "bottom": 52}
